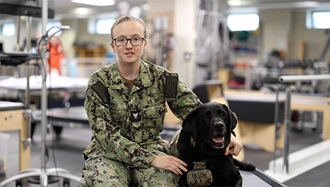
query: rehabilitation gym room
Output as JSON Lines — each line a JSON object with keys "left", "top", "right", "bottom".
{"left": 1, "top": 0, "right": 330, "bottom": 186}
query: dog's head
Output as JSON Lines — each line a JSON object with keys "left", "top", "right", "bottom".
{"left": 182, "top": 102, "right": 238, "bottom": 155}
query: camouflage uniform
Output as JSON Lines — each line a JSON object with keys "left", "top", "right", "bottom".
{"left": 80, "top": 61, "right": 200, "bottom": 187}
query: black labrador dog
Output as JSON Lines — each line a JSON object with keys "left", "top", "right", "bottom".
{"left": 171, "top": 102, "right": 255, "bottom": 187}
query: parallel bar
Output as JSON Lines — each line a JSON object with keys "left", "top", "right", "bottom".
{"left": 279, "top": 74, "right": 330, "bottom": 173}
{"left": 279, "top": 74, "right": 330, "bottom": 82}
{"left": 283, "top": 88, "right": 291, "bottom": 173}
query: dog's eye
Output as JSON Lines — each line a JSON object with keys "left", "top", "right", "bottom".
{"left": 219, "top": 112, "right": 226, "bottom": 118}
{"left": 201, "top": 112, "right": 209, "bottom": 118}
{"left": 202, "top": 113, "right": 208, "bottom": 118}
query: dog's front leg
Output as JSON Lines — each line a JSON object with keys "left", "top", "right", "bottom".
{"left": 234, "top": 176, "right": 243, "bottom": 187}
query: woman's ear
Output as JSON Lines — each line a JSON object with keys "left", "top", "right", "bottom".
{"left": 110, "top": 42, "right": 116, "bottom": 53}
{"left": 141, "top": 40, "right": 147, "bottom": 54}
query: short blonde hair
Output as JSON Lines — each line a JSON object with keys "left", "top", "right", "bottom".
{"left": 110, "top": 15, "right": 147, "bottom": 40}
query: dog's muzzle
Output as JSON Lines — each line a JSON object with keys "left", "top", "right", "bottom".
{"left": 210, "top": 120, "right": 226, "bottom": 149}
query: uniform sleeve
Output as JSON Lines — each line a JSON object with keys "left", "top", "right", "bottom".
{"left": 84, "top": 75, "right": 155, "bottom": 168}
{"left": 166, "top": 76, "right": 202, "bottom": 120}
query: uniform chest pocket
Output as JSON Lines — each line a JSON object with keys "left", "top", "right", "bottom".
{"left": 142, "top": 105, "right": 167, "bottom": 119}
{"left": 129, "top": 105, "right": 167, "bottom": 143}
{"left": 136, "top": 105, "right": 167, "bottom": 130}
{"left": 109, "top": 105, "right": 127, "bottom": 123}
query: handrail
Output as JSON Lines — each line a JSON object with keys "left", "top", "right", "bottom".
{"left": 279, "top": 74, "right": 330, "bottom": 82}
{"left": 278, "top": 74, "right": 330, "bottom": 173}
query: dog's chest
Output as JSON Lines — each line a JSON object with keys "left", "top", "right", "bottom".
{"left": 186, "top": 158, "right": 241, "bottom": 186}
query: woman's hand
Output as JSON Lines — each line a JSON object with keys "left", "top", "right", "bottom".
{"left": 225, "top": 134, "right": 243, "bottom": 156}
{"left": 151, "top": 155, "right": 187, "bottom": 175}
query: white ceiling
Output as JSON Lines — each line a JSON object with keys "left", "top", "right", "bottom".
{"left": 53, "top": 0, "right": 330, "bottom": 19}
{"left": 1, "top": 0, "right": 330, "bottom": 20}
{"left": 53, "top": 0, "right": 147, "bottom": 19}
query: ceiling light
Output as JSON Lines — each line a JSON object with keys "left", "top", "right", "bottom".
{"left": 141, "top": 3, "right": 150, "bottom": 11}
{"left": 71, "top": 0, "right": 115, "bottom": 6}
{"left": 227, "top": 13, "right": 259, "bottom": 31}
{"left": 228, "top": 0, "right": 244, "bottom": 6}
{"left": 73, "top": 7, "right": 94, "bottom": 15}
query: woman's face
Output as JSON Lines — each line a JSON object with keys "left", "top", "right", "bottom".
{"left": 110, "top": 20, "right": 147, "bottom": 65}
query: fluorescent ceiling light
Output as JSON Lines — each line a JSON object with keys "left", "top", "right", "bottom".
{"left": 71, "top": 0, "right": 115, "bottom": 6}
{"left": 227, "top": 13, "right": 259, "bottom": 31}
{"left": 228, "top": 0, "right": 245, "bottom": 6}
{"left": 73, "top": 7, "right": 93, "bottom": 15}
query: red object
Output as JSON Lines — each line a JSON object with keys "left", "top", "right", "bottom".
{"left": 48, "top": 37, "right": 64, "bottom": 74}
{"left": 228, "top": 80, "right": 245, "bottom": 89}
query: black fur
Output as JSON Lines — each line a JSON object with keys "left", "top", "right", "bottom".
{"left": 177, "top": 102, "right": 255, "bottom": 187}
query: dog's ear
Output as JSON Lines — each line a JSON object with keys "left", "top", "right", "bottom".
{"left": 182, "top": 106, "right": 200, "bottom": 141}
{"left": 223, "top": 104, "right": 238, "bottom": 131}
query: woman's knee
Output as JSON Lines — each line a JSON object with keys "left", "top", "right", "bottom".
{"left": 80, "top": 157, "right": 131, "bottom": 186}
{"left": 133, "top": 167, "right": 179, "bottom": 187}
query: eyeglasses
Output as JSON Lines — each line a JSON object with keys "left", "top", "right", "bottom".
{"left": 113, "top": 36, "right": 145, "bottom": 46}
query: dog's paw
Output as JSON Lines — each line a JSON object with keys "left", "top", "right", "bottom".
{"left": 233, "top": 159, "right": 256, "bottom": 171}
{"left": 241, "top": 163, "right": 256, "bottom": 171}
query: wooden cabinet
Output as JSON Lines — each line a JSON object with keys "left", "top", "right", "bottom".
{"left": 74, "top": 45, "right": 106, "bottom": 58}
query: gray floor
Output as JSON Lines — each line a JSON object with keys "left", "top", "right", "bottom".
{"left": 0, "top": 126, "right": 90, "bottom": 187}
{"left": 0, "top": 121, "right": 329, "bottom": 187}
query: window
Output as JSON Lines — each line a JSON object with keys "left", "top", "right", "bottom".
{"left": 307, "top": 11, "right": 330, "bottom": 29}
{"left": 95, "top": 18, "right": 116, "bottom": 34}
{"left": 46, "top": 21, "right": 63, "bottom": 36}
{"left": 37, "top": 20, "right": 63, "bottom": 36}
{"left": 0, "top": 22, "right": 15, "bottom": 36}
{"left": 227, "top": 13, "right": 259, "bottom": 32}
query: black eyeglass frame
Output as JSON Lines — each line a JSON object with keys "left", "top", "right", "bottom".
{"left": 112, "top": 37, "right": 146, "bottom": 46}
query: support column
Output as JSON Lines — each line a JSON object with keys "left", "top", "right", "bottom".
{"left": 173, "top": 0, "right": 197, "bottom": 88}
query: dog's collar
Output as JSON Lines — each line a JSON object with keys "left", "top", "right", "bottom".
{"left": 190, "top": 136, "right": 196, "bottom": 147}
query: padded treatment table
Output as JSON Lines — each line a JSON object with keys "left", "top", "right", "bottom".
{"left": 225, "top": 94, "right": 286, "bottom": 152}
{"left": 0, "top": 101, "right": 30, "bottom": 171}
{"left": 35, "top": 107, "right": 183, "bottom": 135}
{"left": 0, "top": 75, "right": 88, "bottom": 137}
{"left": 225, "top": 96, "right": 286, "bottom": 123}
{"left": 45, "top": 107, "right": 89, "bottom": 126}
{"left": 0, "top": 75, "right": 87, "bottom": 108}
{"left": 38, "top": 107, "right": 285, "bottom": 186}
{"left": 223, "top": 89, "right": 330, "bottom": 152}
{"left": 0, "top": 75, "right": 88, "bottom": 93}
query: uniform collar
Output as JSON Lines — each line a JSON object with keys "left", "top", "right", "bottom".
{"left": 110, "top": 61, "right": 152, "bottom": 91}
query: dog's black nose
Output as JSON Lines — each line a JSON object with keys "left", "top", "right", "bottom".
{"left": 214, "top": 121, "right": 225, "bottom": 131}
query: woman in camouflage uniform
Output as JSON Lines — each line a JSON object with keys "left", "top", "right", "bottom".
{"left": 80, "top": 15, "right": 243, "bottom": 187}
